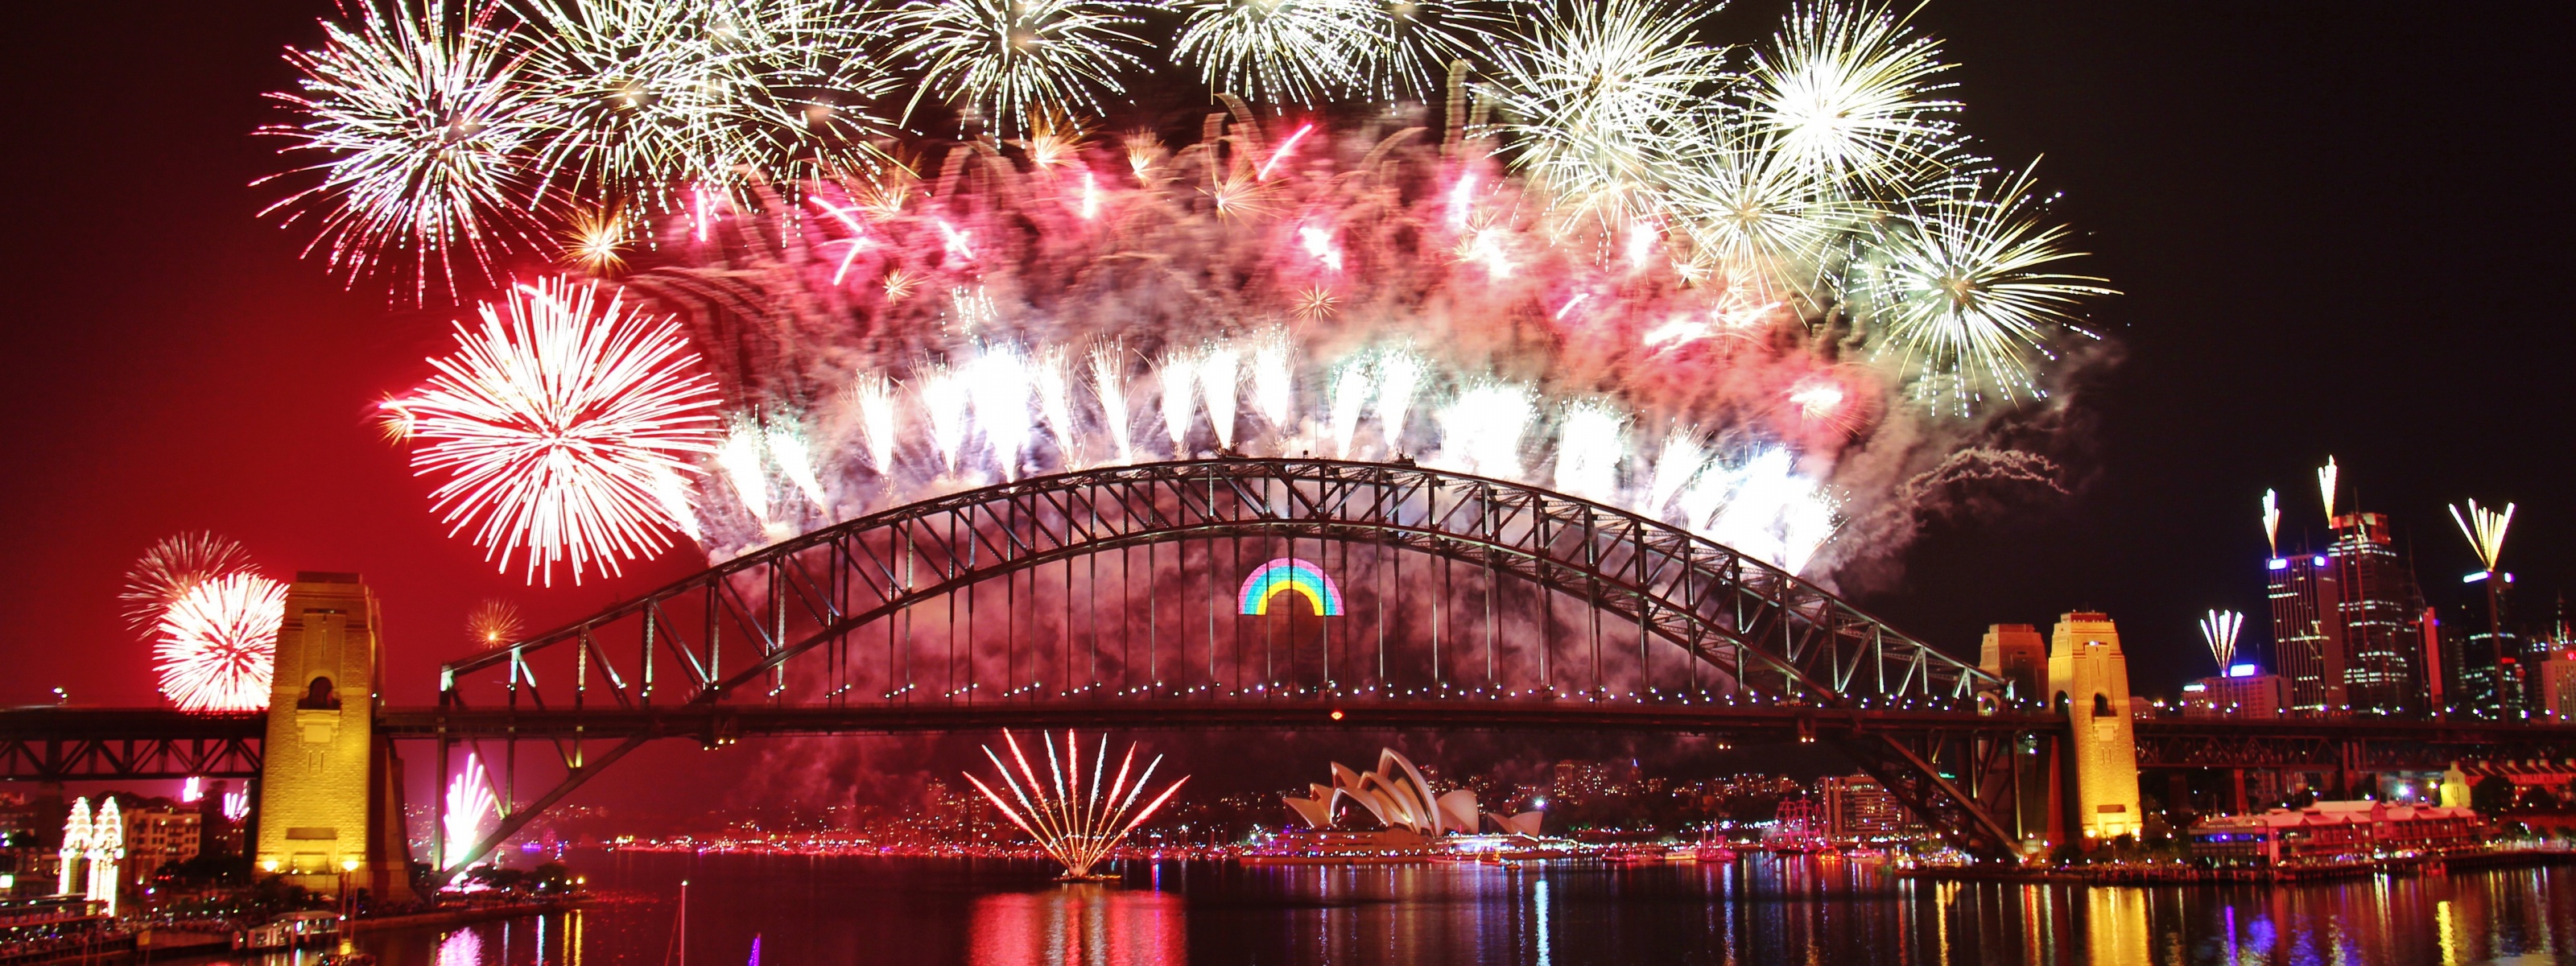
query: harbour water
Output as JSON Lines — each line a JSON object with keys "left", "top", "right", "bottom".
{"left": 221, "top": 852, "right": 2576, "bottom": 965}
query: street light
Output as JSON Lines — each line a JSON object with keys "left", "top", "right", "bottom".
{"left": 337, "top": 857, "right": 361, "bottom": 941}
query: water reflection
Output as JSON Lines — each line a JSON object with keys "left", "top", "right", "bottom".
{"left": 968, "top": 885, "right": 1184, "bottom": 966}
{"left": 270, "top": 853, "right": 2574, "bottom": 965}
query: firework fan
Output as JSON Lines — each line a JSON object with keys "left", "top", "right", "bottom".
{"left": 964, "top": 730, "right": 1187, "bottom": 879}
{"left": 398, "top": 277, "right": 723, "bottom": 585}
{"left": 152, "top": 573, "right": 287, "bottom": 712}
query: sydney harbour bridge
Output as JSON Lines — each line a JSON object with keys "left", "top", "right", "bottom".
{"left": 8, "top": 459, "right": 2574, "bottom": 879}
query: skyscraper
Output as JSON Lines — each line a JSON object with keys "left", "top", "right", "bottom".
{"left": 2268, "top": 505, "right": 2431, "bottom": 716}
{"left": 2326, "top": 512, "right": 2427, "bottom": 716}
{"left": 2267, "top": 550, "right": 2343, "bottom": 713}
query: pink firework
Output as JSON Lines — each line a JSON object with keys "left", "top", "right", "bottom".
{"left": 121, "top": 533, "right": 257, "bottom": 634}
{"left": 153, "top": 573, "right": 286, "bottom": 712}
{"left": 401, "top": 277, "right": 723, "bottom": 585}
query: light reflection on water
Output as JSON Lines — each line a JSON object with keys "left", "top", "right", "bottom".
{"left": 184, "top": 853, "right": 2574, "bottom": 965}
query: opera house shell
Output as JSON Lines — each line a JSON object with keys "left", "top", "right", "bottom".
{"left": 1283, "top": 749, "right": 1544, "bottom": 837}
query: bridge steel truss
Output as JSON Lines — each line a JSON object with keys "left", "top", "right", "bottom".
{"left": 431, "top": 458, "right": 2019, "bottom": 870}
{"left": 0, "top": 710, "right": 262, "bottom": 781}
{"left": 2135, "top": 719, "right": 2576, "bottom": 778}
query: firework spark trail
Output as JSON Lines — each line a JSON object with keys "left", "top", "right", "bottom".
{"left": 718, "top": 419, "right": 774, "bottom": 526}
{"left": 1327, "top": 360, "right": 1371, "bottom": 458}
{"left": 2261, "top": 488, "right": 2280, "bottom": 556}
{"left": 964, "top": 730, "right": 1187, "bottom": 878}
{"left": 402, "top": 278, "right": 722, "bottom": 585}
{"left": 467, "top": 598, "right": 527, "bottom": 648}
{"left": 1372, "top": 351, "right": 1424, "bottom": 454}
{"left": 1156, "top": 350, "right": 1198, "bottom": 458}
{"left": 1034, "top": 349, "right": 1082, "bottom": 461}
{"left": 1553, "top": 402, "right": 1625, "bottom": 502}
{"left": 1644, "top": 427, "right": 1710, "bottom": 519}
{"left": 1251, "top": 331, "right": 1295, "bottom": 434}
{"left": 2200, "top": 609, "right": 2242, "bottom": 673}
{"left": 764, "top": 416, "right": 832, "bottom": 510}
{"left": 919, "top": 362, "right": 973, "bottom": 473}
{"left": 122, "top": 534, "right": 257, "bottom": 634}
{"left": 849, "top": 374, "right": 900, "bottom": 474}
{"left": 2317, "top": 456, "right": 2339, "bottom": 522}
{"left": 1435, "top": 382, "right": 1536, "bottom": 479}
{"left": 1088, "top": 345, "right": 1133, "bottom": 461}
{"left": 2450, "top": 499, "right": 2516, "bottom": 572}
{"left": 1198, "top": 345, "right": 1241, "bottom": 450}
{"left": 650, "top": 467, "right": 704, "bottom": 541}
{"left": 152, "top": 574, "right": 287, "bottom": 712}
{"left": 968, "top": 345, "right": 1037, "bottom": 477}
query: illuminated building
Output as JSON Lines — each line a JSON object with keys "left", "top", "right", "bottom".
{"left": 2541, "top": 648, "right": 2576, "bottom": 721}
{"left": 2188, "top": 800, "right": 2480, "bottom": 868}
{"left": 1979, "top": 624, "right": 2047, "bottom": 704}
{"left": 254, "top": 573, "right": 417, "bottom": 900}
{"left": 116, "top": 801, "right": 200, "bottom": 890}
{"left": 2180, "top": 663, "right": 2289, "bottom": 718}
{"left": 2270, "top": 512, "right": 2432, "bottom": 716}
{"left": 1282, "top": 749, "right": 1537, "bottom": 836}
{"left": 2326, "top": 513, "right": 2429, "bottom": 714}
{"left": 1814, "top": 774, "right": 1905, "bottom": 838}
{"left": 2048, "top": 612, "right": 2143, "bottom": 843}
{"left": 2267, "top": 550, "right": 2343, "bottom": 712}
{"left": 2452, "top": 569, "right": 2523, "bottom": 716}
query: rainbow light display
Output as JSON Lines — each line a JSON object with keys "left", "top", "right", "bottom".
{"left": 1237, "top": 558, "right": 1344, "bottom": 617}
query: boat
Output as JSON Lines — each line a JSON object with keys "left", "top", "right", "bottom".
{"left": 235, "top": 910, "right": 341, "bottom": 950}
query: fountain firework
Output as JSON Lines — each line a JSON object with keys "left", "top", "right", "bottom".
{"left": 964, "top": 730, "right": 1187, "bottom": 880}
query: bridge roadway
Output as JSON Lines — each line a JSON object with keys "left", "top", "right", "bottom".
{"left": 7, "top": 706, "right": 2576, "bottom": 781}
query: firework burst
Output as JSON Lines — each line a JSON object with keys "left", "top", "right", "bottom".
{"left": 2450, "top": 499, "right": 2515, "bottom": 572}
{"left": 1484, "top": 0, "right": 1726, "bottom": 225}
{"left": 1749, "top": 1, "right": 1962, "bottom": 191}
{"left": 152, "top": 573, "right": 286, "bottom": 712}
{"left": 887, "top": 0, "right": 1153, "bottom": 133}
{"left": 121, "top": 533, "right": 258, "bottom": 634}
{"left": 261, "top": 0, "right": 542, "bottom": 300}
{"left": 964, "top": 730, "right": 1188, "bottom": 879}
{"left": 1860, "top": 163, "right": 2113, "bottom": 408}
{"left": 399, "top": 277, "right": 724, "bottom": 584}
{"left": 1170, "top": 0, "right": 1381, "bottom": 105}
{"left": 467, "top": 598, "right": 527, "bottom": 648}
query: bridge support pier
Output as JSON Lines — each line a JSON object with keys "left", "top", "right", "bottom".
{"left": 254, "top": 573, "right": 417, "bottom": 902}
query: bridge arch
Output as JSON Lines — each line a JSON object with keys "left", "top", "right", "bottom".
{"left": 431, "top": 459, "right": 2023, "bottom": 867}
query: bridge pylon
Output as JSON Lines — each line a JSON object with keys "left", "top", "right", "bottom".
{"left": 2047, "top": 612, "right": 2144, "bottom": 846}
{"left": 254, "top": 572, "right": 417, "bottom": 901}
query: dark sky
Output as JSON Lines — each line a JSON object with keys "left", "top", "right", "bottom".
{"left": 2, "top": 2, "right": 2570, "bottom": 743}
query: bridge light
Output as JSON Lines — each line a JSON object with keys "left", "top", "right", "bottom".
{"left": 1330, "top": 709, "right": 1344, "bottom": 721}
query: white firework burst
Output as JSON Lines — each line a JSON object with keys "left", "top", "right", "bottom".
{"left": 1748, "top": 1, "right": 1962, "bottom": 192}
{"left": 261, "top": 0, "right": 543, "bottom": 300}
{"left": 886, "top": 0, "right": 1154, "bottom": 134}
{"left": 121, "top": 533, "right": 258, "bottom": 634}
{"left": 1666, "top": 128, "right": 1856, "bottom": 296}
{"left": 1170, "top": 0, "right": 1381, "bottom": 105}
{"left": 1484, "top": 0, "right": 1728, "bottom": 224}
{"left": 1860, "top": 163, "right": 2112, "bottom": 408}
{"left": 964, "top": 730, "right": 1188, "bottom": 879}
{"left": 153, "top": 574, "right": 287, "bottom": 713}
{"left": 402, "top": 277, "right": 724, "bottom": 584}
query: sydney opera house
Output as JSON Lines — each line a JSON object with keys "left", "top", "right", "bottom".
{"left": 1279, "top": 749, "right": 1545, "bottom": 844}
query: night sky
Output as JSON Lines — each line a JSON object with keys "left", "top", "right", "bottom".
{"left": 2, "top": 2, "right": 2571, "bottom": 804}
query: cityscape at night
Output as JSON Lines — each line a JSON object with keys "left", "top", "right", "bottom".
{"left": 0, "top": 0, "right": 2571, "bottom": 963}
